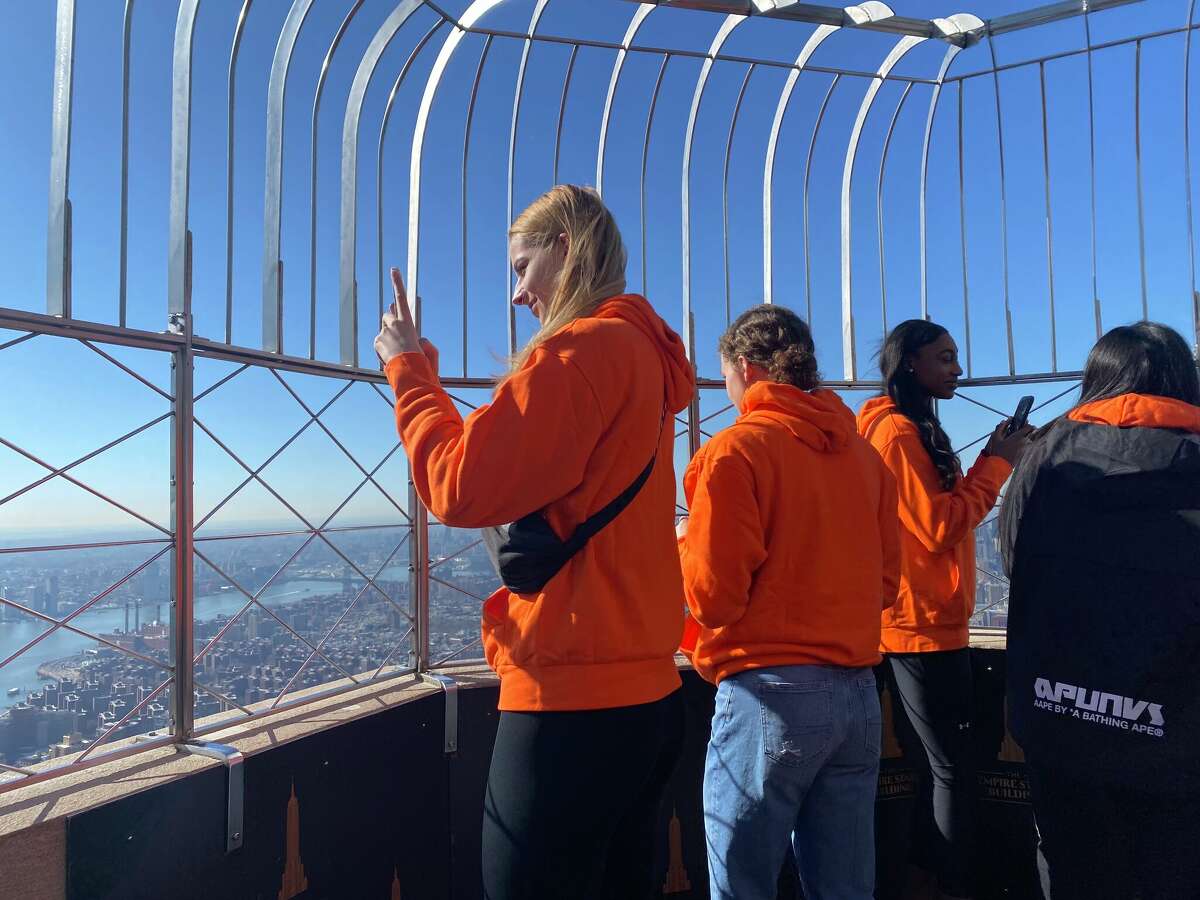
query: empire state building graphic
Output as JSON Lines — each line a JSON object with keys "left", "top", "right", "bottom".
{"left": 662, "top": 808, "right": 691, "bottom": 893}
{"left": 278, "top": 782, "right": 309, "bottom": 900}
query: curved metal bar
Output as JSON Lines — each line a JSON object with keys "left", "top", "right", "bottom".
{"left": 462, "top": 36, "right": 494, "bottom": 376}
{"left": 596, "top": 3, "right": 655, "bottom": 194}
{"left": 1187, "top": 1, "right": 1199, "bottom": 347}
{"left": 47, "top": 0, "right": 76, "bottom": 318}
{"left": 168, "top": 0, "right": 202, "bottom": 318}
{"left": 876, "top": 81, "right": 913, "bottom": 338}
{"left": 1039, "top": 61, "right": 1057, "bottom": 371}
{"left": 762, "top": 24, "right": 838, "bottom": 305}
{"left": 912, "top": 13, "right": 979, "bottom": 321}
{"left": 986, "top": 32, "right": 1015, "bottom": 375}
{"left": 803, "top": 74, "right": 841, "bottom": 325}
{"left": 722, "top": 64, "right": 755, "bottom": 325}
{"left": 1134, "top": 39, "right": 1148, "bottom": 319}
{"left": 225, "top": 0, "right": 254, "bottom": 346}
{"left": 552, "top": 44, "right": 580, "bottom": 185}
{"left": 310, "top": 0, "right": 364, "bottom": 360}
{"left": 841, "top": 34, "right": 925, "bottom": 380}
{"left": 410, "top": 2, "right": 510, "bottom": 314}
{"left": 262, "top": 0, "right": 316, "bottom": 354}
{"left": 682, "top": 14, "right": 748, "bottom": 365}
{"left": 375, "top": 20, "right": 449, "bottom": 331}
{"left": 640, "top": 54, "right": 670, "bottom": 294}
{"left": 506, "top": 0, "right": 554, "bottom": 358}
{"left": 119, "top": 0, "right": 135, "bottom": 328}
{"left": 340, "top": 0, "right": 427, "bottom": 366}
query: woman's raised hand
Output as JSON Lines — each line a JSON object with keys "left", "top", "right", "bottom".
{"left": 375, "top": 267, "right": 438, "bottom": 371}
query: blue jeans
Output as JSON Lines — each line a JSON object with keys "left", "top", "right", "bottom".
{"left": 704, "top": 665, "right": 882, "bottom": 900}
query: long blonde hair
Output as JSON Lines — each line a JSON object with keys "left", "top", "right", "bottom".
{"left": 509, "top": 185, "right": 627, "bottom": 371}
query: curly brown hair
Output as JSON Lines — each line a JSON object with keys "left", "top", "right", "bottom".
{"left": 717, "top": 305, "right": 820, "bottom": 391}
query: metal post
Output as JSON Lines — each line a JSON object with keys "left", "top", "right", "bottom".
{"left": 170, "top": 310, "right": 195, "bottom": 740}
{"left": 48, "top": 0, "right": 76, "bottom": 319}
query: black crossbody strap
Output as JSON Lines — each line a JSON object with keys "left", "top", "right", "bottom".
{"left": 563, "top": 400, "right": 668, "bottom": 552}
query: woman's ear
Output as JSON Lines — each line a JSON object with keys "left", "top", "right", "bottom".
{"left": 738, "top": 356, "right": 756, "bottom": 384}
{"left": 556, "top": 232, "right": 569, "bottom": 256}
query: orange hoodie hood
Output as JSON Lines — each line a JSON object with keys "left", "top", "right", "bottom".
{"left": 856, "top": 394, "right": 902, "bottom": 437}
{"left": 740, "top": 382, "right": 857, "bottom": 452}
{"left": 589, "top": 295, "right": 694, "bottom": 415}
{"left": 1068, "top": 393, "right": 1200, "bottom": 434}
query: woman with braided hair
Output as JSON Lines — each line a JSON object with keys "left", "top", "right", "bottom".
{"left": 857, "top": 319, "right": 1032, "bottom": 900}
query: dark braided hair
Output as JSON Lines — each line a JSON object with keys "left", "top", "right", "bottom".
{"left": 879, "top": 320, "right": 961, "bottom": 490}
{"left": 718, "top": 305, "right": 820, "bottom": 391}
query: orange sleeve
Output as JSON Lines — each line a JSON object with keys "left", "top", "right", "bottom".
{"left": 678, "top": 443, "right": 766, "bottom": 630}
{"left": 876, "top": 433, "right": 1011, "bottom": 555}
{"left": 385, "top": 348, "right": 605, "bottom": 528}
{"left": 878, "top": 464, "right": 901, "bottom": 610}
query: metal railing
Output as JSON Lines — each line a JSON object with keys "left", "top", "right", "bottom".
{"left": 0, "top": 0, "right": 1196, "bottom": 788}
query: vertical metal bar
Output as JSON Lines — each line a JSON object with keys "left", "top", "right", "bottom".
{"left": 641, "top": 55, "right": 670, "bottom": 295}
{"left": 682, "top": 15, "right": 746, "bottom": 382}
{"left": 878, "top": 82, "right": 913, "bottom": 339}
{"left": 723, "top": 64, "right": 755, "bottom": 325}
{"left": 507, "top": 0, "right": 554, "bottom": 359}
{"left": 987, "top": 35, "right": 1015, "bottom": 376}
{"left": 170, "top": 319, "right": 195, "bottom": 740}
{"left": 919, "top": 41, "right": 968, "bottom": 320}
{"left": 596, "top": 4, "right": 655, "bottom": 194}
{"left": 1084, "top": 12, "right": 1102, "bottom": 339}
{"left": 169, "top": 0, "right": 202, "bottom": 320}
{"left": 841, "top": 36, "right": 924, "bottom": 382}
{"left": 310, "top": 0, "right": 364, "bottom": 360}
{"left": 553, "top": 45, "right": 580, "bottom": 185}
{"left": 263, "top": 0, "right": 317, "bottom": 355}
{"left": 1039, "top": 62, "right": 1058, "bottom": 372}
{"left": 1134, "top": 39, "right": 1149, "bottom": 319}
{"left": 803, "top": 75, "right": 840, "bottom": 326}
{"left": 687, "top": 313, "right": 701, "bottom": 458}
{"left": 376, "top": 21, "right": 448, "bottom": 339}
{"left": 762, "top": 25, "right": 838, "bottom": 307}
{"left": 119, "top": 0, "right": 135, "bottom": 328}
{"left": 47, "top": 0, "right": 76, "bottom": 319}
{"left": 462, "top": 37, "right": 494, "bottom": 377}
{"left": 341, "top": 0, "right": 426, "bottom": 367}
{"left": 410, "top": 296, "right": 429, "bottom": 671}
{"left": 1186, "top": 1, "right": 1200, "bottom": 349}
{"left": 958, "top": 82, "right": 972, "bottom": 375}
{"left": 225, "top": 0, "right": 254, "bottom": 347}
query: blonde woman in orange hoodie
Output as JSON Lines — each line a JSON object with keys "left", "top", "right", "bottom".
{"left": 677, "top": 305, "right": 901, "bottom": 900}
{"left": 375, "top": 186, "right": 695, "bottom": 900}
{"left": 857, "top": 320, "right": 1031, "bottom": 900}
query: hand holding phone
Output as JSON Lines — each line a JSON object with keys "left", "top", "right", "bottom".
{"left": 1004, "top": 395, "right": 1035, "bottom": 437}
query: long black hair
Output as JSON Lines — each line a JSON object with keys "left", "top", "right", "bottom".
{"left": 879, "top": 319, "right": 961, "bottom": 490}
{"left": 1078, "top": 321, "right": 1200, "bottom": 406}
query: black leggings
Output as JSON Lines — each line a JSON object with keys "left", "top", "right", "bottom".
{"left": 884, "top": 649, "right": 975, "bottom": 897}
{"left": 481, "top": 688, "right": 685, "bottom": 900}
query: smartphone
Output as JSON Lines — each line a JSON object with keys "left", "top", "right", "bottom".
{"left": 1005, "top": 395, "right": 1035, "bottom": 437}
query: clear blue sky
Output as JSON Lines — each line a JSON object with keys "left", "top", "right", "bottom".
{"left": 0, "top": 0, "right": 1196, "bottom": 537}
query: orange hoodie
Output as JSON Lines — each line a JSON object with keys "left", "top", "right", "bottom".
{"left": 385, "top": 295, "right": 695, "bottom": 712}
{"left": 678, "top": 382, "right": 901, "bottom": 685}
{"left": 1068, "top": 393, "right": 1200, "bottom": 432}
{"left": 857, "top": 396, "right": 1011, "bottom": 654}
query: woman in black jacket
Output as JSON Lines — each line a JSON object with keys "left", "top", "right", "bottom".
{"left": 1000, "top": 321, "right": 1200, "bottom": 900}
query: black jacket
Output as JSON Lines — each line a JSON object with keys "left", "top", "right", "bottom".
{"left": 1000, "top": 397, "right": 1200, "bottom": 794}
